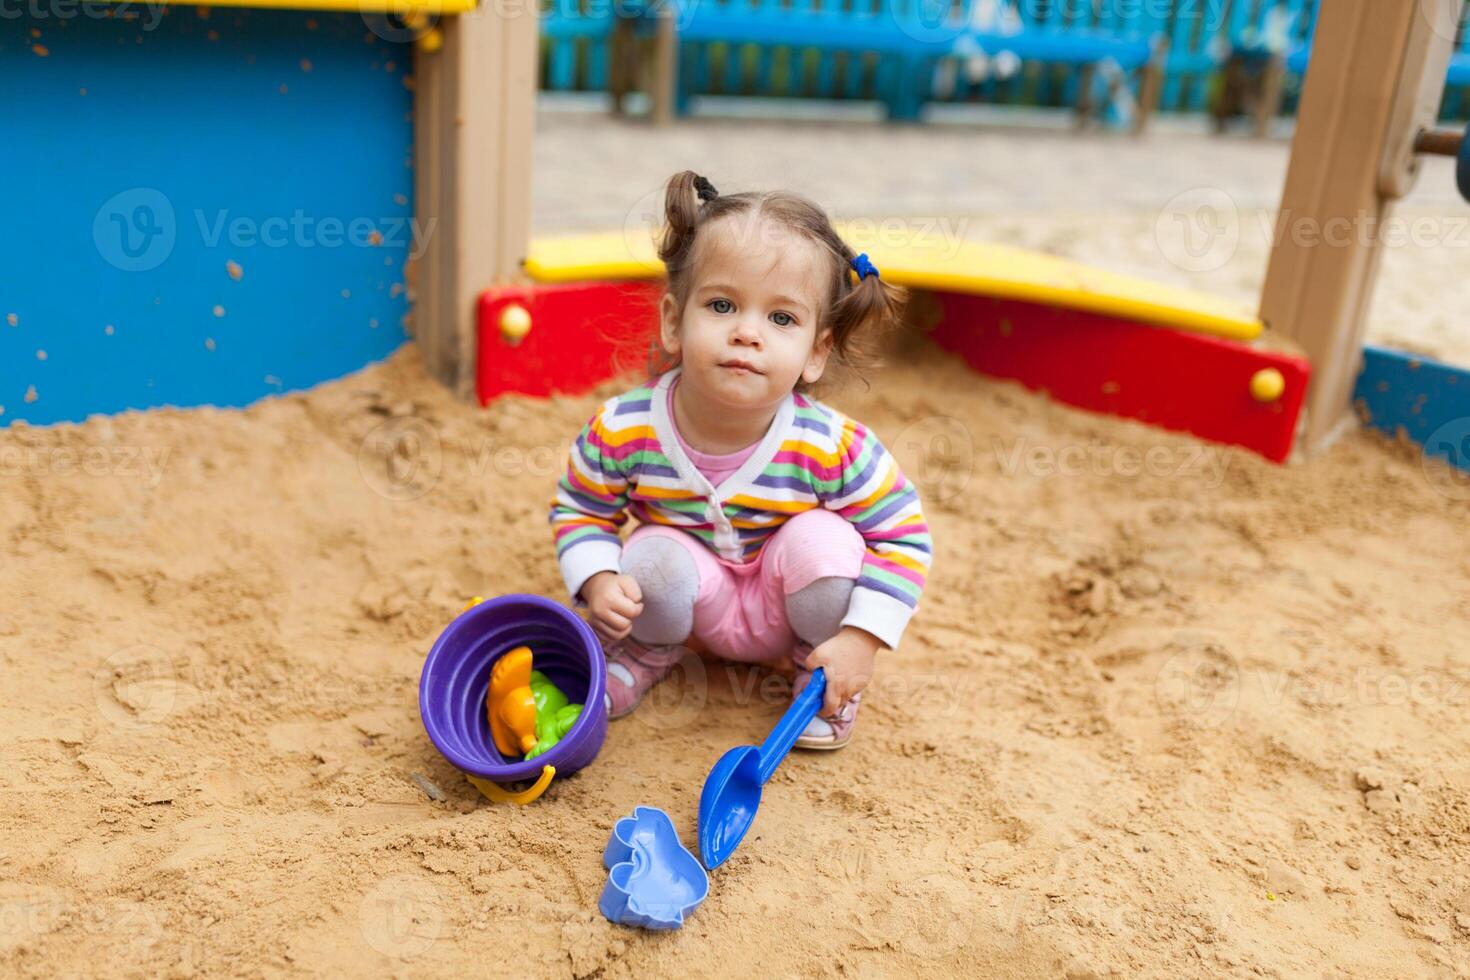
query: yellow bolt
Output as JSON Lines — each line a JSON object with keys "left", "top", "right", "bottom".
{"left": 1250, "top": 368, "right": 1285, "bottom": 403}
{"left": 416, "top": 27, "right": 443, "bottom": 54}
{"left": 499, "top": 304, "right": 532, "bottom": 344}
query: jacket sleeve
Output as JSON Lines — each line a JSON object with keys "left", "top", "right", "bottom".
{"left": 821, "top": 417, "right": 933, "bottom": 649}
{"left": 548, "top": 402, "right": 631, "bottom": 601}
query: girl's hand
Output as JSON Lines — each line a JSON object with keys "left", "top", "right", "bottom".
{"left": 581, "top": 571, "right": 644, "bottom": 642}
{"left": 805, "top": 626, "right": 882, "bottom": 718}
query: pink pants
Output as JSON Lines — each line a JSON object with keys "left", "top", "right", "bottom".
{"left": 622, "top": 509, "right": 865, "bottom": 663}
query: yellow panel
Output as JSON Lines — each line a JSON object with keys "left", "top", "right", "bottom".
{"left": 97, "top": 0, "right": 475, "bottom": 12}
{"left": 524, "top": 227, "right": 1264, "bottom": 343}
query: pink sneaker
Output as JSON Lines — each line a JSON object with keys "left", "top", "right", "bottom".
{"left": 791, "top": 644, "right": 862, "bottom": 751}
{"left": 603, "top": 639, "right": 689, "bottom": 720}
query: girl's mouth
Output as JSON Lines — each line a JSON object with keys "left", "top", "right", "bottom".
{"left": 719, "top": 360, "right": 762, "bottom": 375}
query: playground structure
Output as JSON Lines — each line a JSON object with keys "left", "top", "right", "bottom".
{"left": 2, "top": 0, "right": 1470, "bottom": 470}
{"left": 4, "top": 1, "right": 1468, "bottom": 465}
{"left": 2, "top": 0, "right": 1470, "bottom": 461}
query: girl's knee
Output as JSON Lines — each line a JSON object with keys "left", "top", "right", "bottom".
{"left": 621, "top": 534, "right": 700, "bottom": 646}
{"left": 767, "top": 509, "right": 865, "bottom": 591}
{"left": 784, "top": 576, "right": 855, "bottom": 647}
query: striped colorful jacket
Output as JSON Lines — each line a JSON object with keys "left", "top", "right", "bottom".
{"left": 549, "top": 368, "right": 932, "bottom": 649}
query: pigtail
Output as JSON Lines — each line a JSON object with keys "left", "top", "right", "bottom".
{"left": 823, "top": 250, "right": 907, "bottom": 380}
{"left": 658, "top": 171, "right": 717, "bottom": 273}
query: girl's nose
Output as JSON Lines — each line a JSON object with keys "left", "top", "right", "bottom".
{"left": 731, "top": 317, "right": 762, "bottom": 347}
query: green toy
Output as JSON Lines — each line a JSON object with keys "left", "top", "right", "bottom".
{"left": 524, "top": 670, "right": 584, "bottom": 760}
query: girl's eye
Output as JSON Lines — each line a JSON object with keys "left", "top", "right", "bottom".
{"left": 709, "top": 298, "right": 734, "bottom": 314}
{"left": 771, "top": 311, "right": 795, "bottom": 327}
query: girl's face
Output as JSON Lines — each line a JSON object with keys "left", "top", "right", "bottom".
{"left": 660, "top": 215, "right": 833, "bottom": 415}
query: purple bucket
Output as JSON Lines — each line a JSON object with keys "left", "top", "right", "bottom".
{"left": 419, "top": 594, "right": 607, "bottom": 783}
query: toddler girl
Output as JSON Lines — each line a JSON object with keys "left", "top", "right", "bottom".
{"left": 549, "top": 172, "right": 932, "bottom": 749}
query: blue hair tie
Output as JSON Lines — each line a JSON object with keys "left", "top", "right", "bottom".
{"left": 850, "top": 253, "right": 880, "bottom": 281}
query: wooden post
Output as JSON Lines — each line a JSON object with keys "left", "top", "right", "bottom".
{"left": 1252, "top": 53, "right": 1286, "bottom": 138}
{"left": 1075, "top": 63, "right": 1097, "bottom": 129}
{"left": 1133, "top": 38, "right": 1168, "bottom": 136}
{"left": 411, "top": 2, "right": 538, "bottom": 399}
{"left": 651, "top": 5, "right": 677, "bottom": 127}
{"left": 608, "top": 15, "right": 636, "bottom": 116}
{"left": 1258, "top": 0, "right": 1456, "bottom": 456}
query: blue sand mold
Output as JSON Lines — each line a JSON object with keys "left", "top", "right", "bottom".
{"left": 601, "top": 806, "right": 710, "bottom": 930}
{"left": 1354, "top": 346, "right": 1470, "bottom": 473}
{"left": 2, "top": 11, "right": 413, "bottom": 426}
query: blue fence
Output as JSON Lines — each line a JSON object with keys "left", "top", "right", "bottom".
{"left": 541, "top": 0, "right": 1470, "bottom": 120}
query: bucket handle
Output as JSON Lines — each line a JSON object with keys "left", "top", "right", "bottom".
{"left": 465, "top": 765, "right": 556, "bottom": 805}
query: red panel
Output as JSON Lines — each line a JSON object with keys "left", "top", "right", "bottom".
{"left": 477, "top": 282, "right": 1309, "bottom": 463}
{"left": 477, "top": 280, "right": 662, "bottom": 405}
{"left": 930, "top": 294, "right": 1310, "bottom": 463}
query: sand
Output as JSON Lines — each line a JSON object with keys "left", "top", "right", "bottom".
{"left": 3, "top": 333, "right": 1469, "bottom": 978}
{"left": 5, "top": 110, "right": 1470, "bottom": 977}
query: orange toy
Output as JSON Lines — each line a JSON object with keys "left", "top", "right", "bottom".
{"left": 486, "top": 646, "right": 539, "bottom": 756}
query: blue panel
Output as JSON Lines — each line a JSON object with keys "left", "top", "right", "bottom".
{"left": 1354, "top": 346, "right": 1470, "bottom": 474}
{"left": 3, "top": 10, "right": 413, "bottom": 426}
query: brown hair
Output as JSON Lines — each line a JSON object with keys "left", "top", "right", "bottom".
{"left": 652, "top": 170, "right": 906, "bottom": 390}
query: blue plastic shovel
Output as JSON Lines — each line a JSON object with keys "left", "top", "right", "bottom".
{"left": 697, "top": 667, "right": 826, "bottom": 869}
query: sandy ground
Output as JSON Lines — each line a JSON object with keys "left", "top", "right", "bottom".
{"left": 4, "top": 108, "right": 1470, "bottom": 978}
